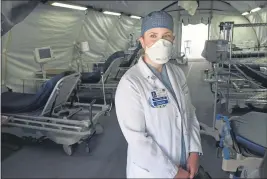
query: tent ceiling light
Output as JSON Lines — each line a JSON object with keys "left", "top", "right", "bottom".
{"left": 103, "top": 11, "right": 121, "bottom": 16}
{"left": 251, "top": 7, "right": 261, "bottom": 12}
{"left": 130, "top": 15, "right": 141, "bottom": 19}
{"left": 51, "top": 2, "right": 87, "bottom": 11}
{"left": 242, "top": 12, "right": 250, "bottom": 16}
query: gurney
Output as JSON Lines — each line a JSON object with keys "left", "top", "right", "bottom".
{"left": 1, "top": 72, "right": 111, "bottom": 155}
{"left": 203, "top": 53, "right": 267, "bottom": 113}
{"left": 230, "top": 50, "right": 266, "bottom": 59}
{"left": 218, "top": 63, "right": 267, "bottom": 88}
{"left": 79, "top": 50, "right": 126, "bottom": 90}
{"left": 233, "top": 151, "right": 267, "bottom": 178}
{"left": 216, "top": 112, "right": 267, "bottom": 175}
{"left": 78, "top": 49, "right": 139, "bottom": 103}
{"left": 114, "top": 44, "right": 142, "bottom": 79}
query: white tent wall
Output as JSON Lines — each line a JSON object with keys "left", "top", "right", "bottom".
{"left": 2, "top": 4, "right": 85, "bottom": 93}
{"left": 247, "top": 8, "right": 267, "bottom": 48}
{"left": 2, "top": 4, "right": 141, "bottom": 93}
{"left": 168, "top": 12, "right": 259, "bottom": 53}
{"left": 76, "top": 9, "right": 141, "bottom": 71}
{"left": 209, "top": 14, "right": 258, "bottom": 48}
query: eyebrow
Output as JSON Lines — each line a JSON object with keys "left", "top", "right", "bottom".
{"left": 148, "top": 32, "right": 158, "bottom": 35}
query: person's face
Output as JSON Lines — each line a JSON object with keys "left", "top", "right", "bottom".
{"left": 139, "top": 28, "right": 175, "bottom": 49}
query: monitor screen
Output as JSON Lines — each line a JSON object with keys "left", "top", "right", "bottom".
{"left": 39, "top": 48, "right": 52, "bottom": 59}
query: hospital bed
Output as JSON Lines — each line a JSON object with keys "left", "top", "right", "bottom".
{"left": 233, "top": 151, "right": 267, "bottom": 178}
{"left": 230, "top": 50, "right": 266, "bottom": 59}
{"left": 1, "top": 71, "right": 111, "bottom": 156}
{"left": 216, "top": 112, "right": 267, "bottom": 177}
{"left": 114, "top": 43, "right": 142, "bottom": 79}
{"left": 168, "top": 52, "right": 189, "bottom": 66}
{"left": 202, "top": 40, "right": 267, "bottom": 113}
{"left": 80, "top": 50, "right": 126, "bottom": 89}
{"left": 78, "top": 47, "right": 142, "bottom": 103}
{"left": 76, "top": 50, "right": 126, "bottom": 104}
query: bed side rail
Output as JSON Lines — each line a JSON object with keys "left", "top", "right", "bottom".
{"left": 41, "top": 73, "right": 81, "bottom": 116}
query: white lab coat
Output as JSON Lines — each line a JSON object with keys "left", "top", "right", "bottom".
{"left": 115, "top": 57, "right": 203, "bottom": 178}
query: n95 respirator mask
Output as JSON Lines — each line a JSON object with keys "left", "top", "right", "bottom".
{"left": 145, "top": 39, "right": 173, "bottom": 64}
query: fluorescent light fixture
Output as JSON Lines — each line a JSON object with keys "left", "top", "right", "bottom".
{"left": 242, "top": 12, "right": 250, "bottom": 16}
{"left": 51, "top": 2, "right": 87, "bottom": 11}
{"left": 251, "top": 7, "right": 261, "bottom": 12}
{"left": 130, "top": 15, "right": 141, "bottom": 19}
{"left": 103, "top": 11, "right": 121, "bottom": 16}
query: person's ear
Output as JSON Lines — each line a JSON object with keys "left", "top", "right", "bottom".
{"left": 139, "top": 37, "right": 145, "bottom": 49}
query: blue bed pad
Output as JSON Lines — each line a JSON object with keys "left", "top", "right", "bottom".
{"left": 236, "top": 136, "right": 266, "bottom": 156}
{"left": 1, "top": 71, "right": 71, "bottom": 113}
{"left": 230, "top": 51, "right": 266, "bottom": 58}
{"left": 230, "top": 112, "right": 267, "bottom": 157}
{"left": 81, "top": 51, "right": 125, "bottom": 84}
{"left": 120, "top": 44, "right": 141, "bottom": 67}
{"left": 80, "top": 71, "right": 101, "bottom": 83}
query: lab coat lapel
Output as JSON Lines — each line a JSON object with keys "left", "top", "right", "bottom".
{"left": 137, "top": 58, "right": 178, "bottom": 109}
{"left": 165, "top": 64, "right": 186, "bottom": 117}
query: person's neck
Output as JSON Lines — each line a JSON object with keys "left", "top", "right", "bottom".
{"left": 143, "top": 55, "right": 163, "bottom": 72}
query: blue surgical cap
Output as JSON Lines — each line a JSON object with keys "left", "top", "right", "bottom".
{"left": 141, "top": 11, "right": 174, "bottom": 36}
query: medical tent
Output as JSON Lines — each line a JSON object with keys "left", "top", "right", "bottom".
{"left": 1, "top": 1, "right": 267, "bottom": 178}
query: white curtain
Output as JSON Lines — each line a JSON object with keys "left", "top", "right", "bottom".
{"left": 77, "top": 9, "right": 141, "bottom": 65}
{"left": 1, "top": 4, "right": 141, "bottom": 92}
{"left": 209, "top": 14, "right": 258, "bottom": 48}
{"left": 247, "top": 8, "right": 267, "bottom": 48}
{"left": 179, "top": 13, "right": 211, "bottom": 25}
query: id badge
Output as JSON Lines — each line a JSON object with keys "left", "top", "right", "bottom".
{"left": 149, "top": 88, "right": 169, "bottom": 108}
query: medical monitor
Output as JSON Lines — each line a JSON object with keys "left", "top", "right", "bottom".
{"left": 34, "top": 46, "right": 54, "bottom": 64}
{"left": 201, "top": 40, "right": 228, "bottom": 63}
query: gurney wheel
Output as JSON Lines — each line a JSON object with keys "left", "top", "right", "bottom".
{"left": 63, "top": 145, "right": 73, "bottom": 156}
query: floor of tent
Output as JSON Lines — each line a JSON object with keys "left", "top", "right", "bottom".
{"left": 2, "top": 58, "right": 234, "bottom": 178}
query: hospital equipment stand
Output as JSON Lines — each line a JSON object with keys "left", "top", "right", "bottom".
{"left": 199, "top": 63, "right": 221, "bottom": 142}
{"left": 219, "top": 22, "right": 267, "bottom": 113}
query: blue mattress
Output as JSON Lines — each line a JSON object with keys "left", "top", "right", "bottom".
{"left": 81, "top": 51, "right": 125, "bottom": 84}
{"left": 120, "top": 44, "right": 141, "bottom": 67}
{"left": 230, "top": 112, "right": 267, "bottom": 156}
{"left": 222, "top": 64, "right": 267, "bottom": 87}
{"left": 230, "top": 51, "right": 266, "bottom": 58}
{"left": 81, "top": 71, "right": 101, "bottom": 83}
{"left": 1, "top": 72, "right": 70, "bottom": 113}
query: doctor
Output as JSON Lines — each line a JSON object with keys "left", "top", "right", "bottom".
{"left": 115, "top": 11, "right": 203, "bottom": 178}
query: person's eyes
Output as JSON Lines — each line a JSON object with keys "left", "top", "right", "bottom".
{"left": 164, "top": 34, "right": 172, "bottom": 38}
{"left": 150, "top": 34, "right": 157, "bottom": 38}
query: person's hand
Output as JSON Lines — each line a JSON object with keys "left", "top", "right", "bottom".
{"left": 187, "top": 153, "right": 199, "bottom": 179}
{"left": 174, "top": 167, "right": 190, "bottom": 179}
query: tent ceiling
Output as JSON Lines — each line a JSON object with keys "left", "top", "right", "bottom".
{"left": 67, "top": 1, "right": 174, "bottom": 17}
{"left": 227, "top": 1, "right": 267, "bottom": 13}
{"left": 68, "top": 1, "right": 267, "bottom": 16}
